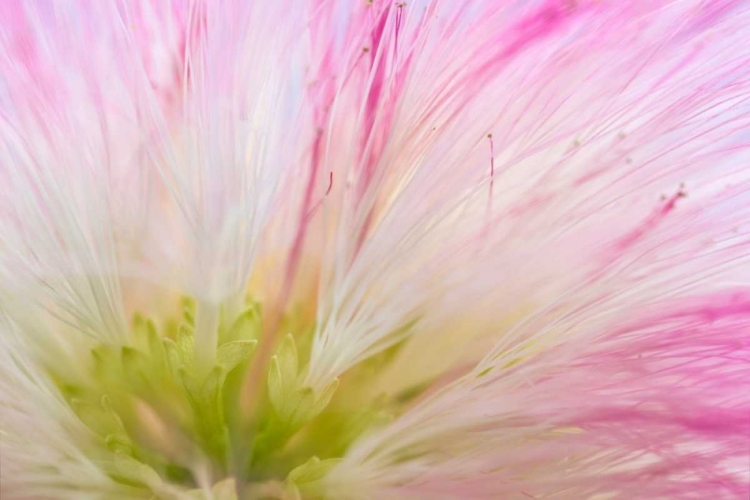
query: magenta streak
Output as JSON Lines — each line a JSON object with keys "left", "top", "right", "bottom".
{"left": 245, "top": 130, "right": 325, "bottom": 408}
{"left": 358, "top": 6, "right": 391, "bottom": 202}
{"left": 325, "top": 170, "right": 334, "bottom": 195}
{"left": 401, "top": 2, "right": 582, "bottom": 155}
{"left": 304, "top": 171, "right": 334, "bottom": 222}
{"left": 489, "top": 134, "right": 496, "bottom": 197}
{"left": 350, "top": 4, "right": 417, "bottom": 259}
{"left": 280, "top": 130, "right": 323, "bottom": 310}
{"left": 611, "top": 188, "right": 687, "bottom": 253}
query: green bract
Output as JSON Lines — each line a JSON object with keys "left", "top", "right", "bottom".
{"left": 50, "top": 298, "right": 400, "bottom": 499}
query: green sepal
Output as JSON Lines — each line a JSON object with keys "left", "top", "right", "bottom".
{"left": 259, "top": 335, "right": 341, "bottom": 465}
{"left": 176, "top": 323, "right": 195, "bottom": 364}
{"left": 286, "top": 456, "right": 340, "bottom": 500}
{"left": 136, "top": 316, "right": 168, "bottom": 376}
{"left": 180, "top": 366, "right": 229, "bottom": 464}
{"left": 108, "top": 453, "right": 162, "bottom": 489}
{"left": 302, "top": 405, "right": 391, "bottom": 457}
{"left": 101, "top": 395, "right": 126, "bottom": 431}
{"left": 180, "top": 365, "right": 222, "bottom": 408}
{"left": 91, "top": 344, "right": 120, "bottom": 383}
{"left": 163, "top": 338, "right": 182, "bottom": 380}
{"left": 163, "top": 321, "right": 195, "bottom": 380}
{"left": 267, "top": 354, "right": 286, "bottom": 415}
{"left": 185, "top": 477, "right": 239, "bottom": 500}
{"left": 105, "top": 434, "right": 134, "bottom": 455}
{"left": 70, "top": 396, "right": 123, "bottom": 437}
{"left": 164, "top": 463, "right": 194, "bottom": 484}
{"left": 287, "top": 387, "right": 316, "bottom": 429}
{"left": 288, "top": 456, "right": 340, "bottom": 484}
{"left": 211, "top": 477, "right": 239, "bottom": 500}
{"left": 311, "top": 379, "right": 339, "bottom": 418}
{"left": 183, "top": 307, "right": 195, "bottom": 326}
{"left": 277, "top": 334, "right": 299, "bottom": 378}
{"left": 132, "top": 314, "right": 158, "bottom": 353}
{"left": 224, "top": 305, "right": 261, "bottom": 343}
{"left": 121, "top": 346, "right": 152, "bottom": 388}
{"left": 267, "top": 334, "right": 300, "bottom": 416}
{"left": 181, "top": 296, "right": 197, "bottom": 326}
{"left": 216, "top": 340, "right": 257, "bottom": 372}
{"left": 267, "top": 334, "right": 339, "bottom": 428}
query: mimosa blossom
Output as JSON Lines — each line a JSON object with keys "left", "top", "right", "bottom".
{"left": 1, "top": 1, "right": 749, "bottom": 499}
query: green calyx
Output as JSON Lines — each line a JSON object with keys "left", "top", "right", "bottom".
{"left": 50, "top": 297, "right": 401, "bottom": 499}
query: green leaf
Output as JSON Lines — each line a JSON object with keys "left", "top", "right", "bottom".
{"left": 176, "top": 323, "right": 195, "bottom": 365}
{"left": 70, "top": 398, "right": 119, "bottom": 436}
{"left": 277, "top": 334, "right": 299, "bottom": 383}
{"left": 91, "top": 345, "right": 119, "bottom": 381}
{"left": 268, "top": 335, "right": 338, "bottom": 428}
{"left": 216, "top": 340, "right": 257, "bottom": 372}
{"left": 267, "top": 355, "right": 285, "bottom": 414}
{"left": 285, "top": 484, "right": 302, "bottom": 500}
{"left": 101, "top": 395, "right": 125, "bottom": 431}
{"left": 212, "top": 477, "right": 239, "bottom": 500}
{"left": 105, "top": 434, "right": 134, "bottom": 455}
{"left": 311, "top": 378, "right": 339, "bottom": 417}
{"left": 121, "top": 346, "right": 150, "bottom": 386}
{"left": 109, "top": 454, "right": 162, "bottom": 489}
{"left": 132, "top": 314, "right": 158, "bottom": 353}
{"left": 180, "top": 366, "right": 228, "bottom": 463}
{"left": 181, "top": 296, "right": 197, "bottom": 325}
{"left": 267, "top": 334, "right": 302, "bottom": 418}
{"left": 287, "top": 456, "right": 341, "bottom": 485}
{"left": 183, "top": 307, "right": 195, "bottom": 326}
{"left": 164, "top": 463, "right": 193, "bottom": 484}
{"left": 183, "top": 478, "right": 238, "bottom": 500}
{"left": 226, "top": 306, "right": 261, "bottom": 343}
{"left": 180, "top": 367, "right": 221, "bottom": 405}
{"left": 163, "top": 338, "right": 182, "bottom": 380}
{"left": 287, "top": 387, "right": 316, "bottom": 428}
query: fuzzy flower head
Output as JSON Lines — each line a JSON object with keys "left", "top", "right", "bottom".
{"left": 1, "top": 1, "right": 750, "bottom": 499}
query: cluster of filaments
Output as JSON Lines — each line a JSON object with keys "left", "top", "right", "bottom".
{"left": 50, "top": 297, "right": 397, "bottom": 499}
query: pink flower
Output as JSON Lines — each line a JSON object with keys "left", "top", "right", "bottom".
{"left": 0, "top": 1, "right": 748, "bottom": 499}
